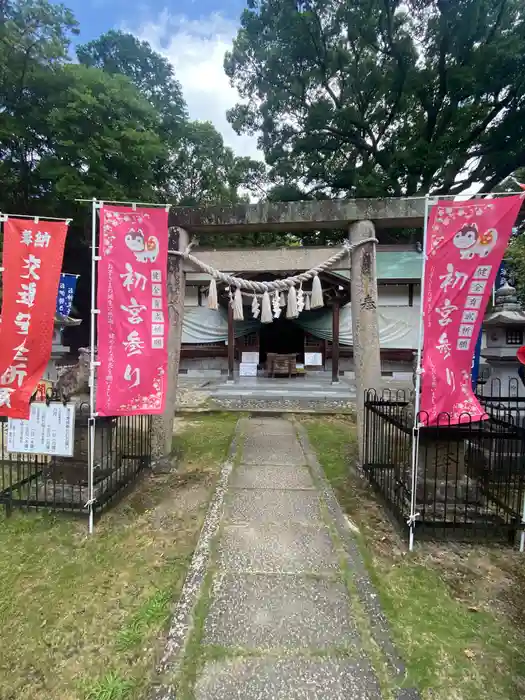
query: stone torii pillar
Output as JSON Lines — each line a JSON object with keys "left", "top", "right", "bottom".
{"left": 349, "top": 220, "right": 381, "bottom": 466}
{"left": 151, "top": 226, "right": 188, "bottom": 466}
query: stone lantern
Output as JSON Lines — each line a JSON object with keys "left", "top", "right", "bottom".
{"left": 482, "top": 281, "right": 525, "bottom": 398}
{"left": 41, "top": 313, "right": 83, "bottom": 384}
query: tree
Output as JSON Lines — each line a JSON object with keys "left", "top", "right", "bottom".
{"left": 168, "top": 120, "right": 283, "bottom": 247}
{"left": 0, "top": 1, "right": 166, "bottom": 216}
{"left": 0, "top": 0, "right": 169, "bottom": 330}
{"left": 77, "top": 31, "right": 269, "bottom": 213}
{"left": 36, "top": 64, "right": 166, "bottom": 208}
{"left": 0, "top": 0, "right": 78, "bottom": 210}
{"left": 166, "top": 120, "right": 263, "bottom": 206}
{"left": 225, "top": 0, "right": 525, "bottom": 198}
{"left": 77, "top": 30, "right": 188, "bottom": 135}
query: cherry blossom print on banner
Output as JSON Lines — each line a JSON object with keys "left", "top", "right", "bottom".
{"left": 96, "top": 206, "right": 169, "bottom": 416}
{"left": 420, "top": 195, "right": 523, "bottom": 426}
{"left": 0, "top": 219, "right": 69, "bottom": 418}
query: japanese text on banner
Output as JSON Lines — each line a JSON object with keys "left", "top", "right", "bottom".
{"left": 420, "top": 196, "right": 523, "bottom": 425}
{"left": 96, "top": 206, "right": 169, "bottom": 416}
{"left": 56, "top": 273, "right": 78, "bottom": 316}
{"left": 0, "top": 219, "right": 68, "bottom": 418}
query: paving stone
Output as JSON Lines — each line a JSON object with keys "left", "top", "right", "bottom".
{"left": 195, "top": 656, "right": 383, "bottom": 700}
{"left": 243, "top": 419, "right": 296, "bottom": 436}
{"left": 243, "top": 430, "right": 299, "bottom": 445}
{"left": 204, "top": 574, "right": 357, "bottom": 650}
{"left": 154, "top": 414, "right": 410, "bottom": 700}
{"left": 218, "top": 522, "right": 339, "bottom": 574}
{"left": 225, "top": 489, "right": 324, "bottom": 525}
{"left": 242, "top": 436, "right": 305, "bottom": 465}
{"left": 230, "top": 463, "right": 315, "bottom": 490}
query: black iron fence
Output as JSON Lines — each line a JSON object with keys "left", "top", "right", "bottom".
{"left": 363, "top": 388, "right": 525, "bottom": 543}
{"left": 0, "top": 404, "right": 152, "bottom": 517}
{"left": 476, "top": 374, "right": 525, "bottom": 424}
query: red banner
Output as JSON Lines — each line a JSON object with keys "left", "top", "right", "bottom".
{"left": 96, "top": 206, "right": 169, "bottom": 416}
{"left": 420, "top": 196, "right": 523, "bottom": 425}
{"left": 0, "top": 219, "right": 69, "bottom": 418}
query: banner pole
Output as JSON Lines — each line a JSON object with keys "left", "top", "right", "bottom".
{"left": 0, "top": 212, "right": 73, "bottom": 222}
{"left": 408, "top": 193, "right": 430, "bottom": 552}
{"left": 520, "top": 494, "right": 525, "bottom": 554}
{"left": 88, "top": 198, "right": 98, "bottom": 534}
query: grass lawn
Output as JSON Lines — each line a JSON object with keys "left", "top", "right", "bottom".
{"left": 0, "top": 413, "right": 237, "bottom": 700}
{"left": 304, "top": 416, "right": 525, "bottom": 700}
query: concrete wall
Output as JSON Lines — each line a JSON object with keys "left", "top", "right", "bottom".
{"left": 326, "top": 357, "right": 412, "bottom": 379}
{"left": 179, "top": 356, "right": 228, "bottom": 377}
{"left": 179, "top": 356, "right": 413, "bottom": 379}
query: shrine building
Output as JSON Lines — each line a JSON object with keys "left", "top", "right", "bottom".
{"left": 179, "top": 243, "right": 423, "bottom": 381}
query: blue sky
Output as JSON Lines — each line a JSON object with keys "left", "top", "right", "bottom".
{"left": 53, "top": 0, "right": 259, "bottom": 158}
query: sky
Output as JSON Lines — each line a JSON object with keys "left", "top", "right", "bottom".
{"left": 55, "top": 0, "right": 261, "bottom": 160}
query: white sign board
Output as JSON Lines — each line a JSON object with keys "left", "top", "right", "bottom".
{"left": 304, "top": 352, "right": 323, "bottom": 366}
{"left": 242, "top": 352, "right": 260, "bottom": 364}
{"left": 239, "top": 363, "right": 258, "bottom": 377}
{"left": 7, "top": 402, "right": 76, "bottom": 457}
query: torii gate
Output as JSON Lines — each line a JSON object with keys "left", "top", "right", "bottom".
{"left": 151, "top": 197, "right": 427, "bottom": 467}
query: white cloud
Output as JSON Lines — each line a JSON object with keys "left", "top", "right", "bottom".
{"left": 128, "top": 11, "right": 262, "bottom": 161}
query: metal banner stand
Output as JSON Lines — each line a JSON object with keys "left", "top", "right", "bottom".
{"left": 87, "top": 198, "right": 101, "bottom": 534}
{"left": 408, "top": 194, "right": 430, "bottom": 552}
{"left": 80, "top": 196, "right": 171, "bottom": 534}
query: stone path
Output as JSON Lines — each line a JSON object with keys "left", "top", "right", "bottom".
{"left": 156, "top": 416, "right": 418, "bottom": 699}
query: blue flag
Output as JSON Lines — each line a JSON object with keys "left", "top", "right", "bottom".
{"left": 495, "top": 262, "right": 506, "bottom": 290}
{"left": 472, "top": 255, "right": 510, "bottom": 390}
{"left": 56, "top": 273, "right": 79, "bottom": 316}
{"left": 471, "top": 331, "right": 483, "bottom": 391}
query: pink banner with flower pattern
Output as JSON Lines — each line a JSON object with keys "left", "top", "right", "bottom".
{"left": 96, "top": 205, "right": 169, "bottom": 416}
{"left": 420, "top": 195, "right": 523, "bottom": 426}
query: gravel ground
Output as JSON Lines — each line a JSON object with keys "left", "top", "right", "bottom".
{"left": 175, "top": 384, "right": 356, "bottom": 413}
{"left": 208, "top": 397, "right": 355, "bottom": 413}
{"left": 176, "top": 386, "right": 211, "bottom": 408}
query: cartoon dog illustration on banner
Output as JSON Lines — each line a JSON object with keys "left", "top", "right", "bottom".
{"left": 453, "top": 223, "right": 498, "bottom": 259}
{"left": 124, "top": 229, "right": 160, "bottom": 263}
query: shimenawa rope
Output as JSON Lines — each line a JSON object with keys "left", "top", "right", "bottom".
{"left": 169, "top": 237, "right": 377, "bottom": 321}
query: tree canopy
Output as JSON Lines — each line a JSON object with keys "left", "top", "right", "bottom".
{"left": 0, "top": 1, "right": 265, "bottom": 223}
{"left": 77, "top": 30, "right": 188, "bottom": 142}
{"left": 225, "top": 0, "right": 525, "bottom": 198}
